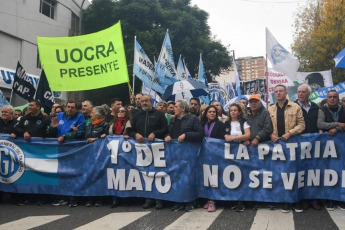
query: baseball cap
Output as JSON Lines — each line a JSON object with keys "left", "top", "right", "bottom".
{"left": 249, "top": 94, "right": 261, "bottom": 101}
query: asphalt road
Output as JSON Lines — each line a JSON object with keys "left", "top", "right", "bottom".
{"left": 0, "top": 197, "right": 343, "bottom": 230}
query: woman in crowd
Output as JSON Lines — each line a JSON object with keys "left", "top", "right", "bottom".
{"left": 201, "top": 105, "right": 225, "bottom": 212}
{"left": 108, "top": 106, "right": 132, "bottom": 207}
{"left": 198, "top": 104, "right": 208, "bottom": 121}
{"left": 108, "top": 106, "right": 132, "bottom": 137}
{"left": 224, "top": 102, "right": 250, "bottom": 212}
{"left": 85, "top": 106, "right": 109, "bottom": 207}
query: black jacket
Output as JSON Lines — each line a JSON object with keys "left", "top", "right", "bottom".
{"left": 0, "top": 118, "right": 17, "bottom": 134}
{"left": 204, "top": 120, "right": 225, "bottom": 139}
{"left": 130, "top": 108, "right": 168, "bottom": 139}
{"left": 167, "top": 113, "right": 204, "bottom": 142}
{"left": 85, "top": 120, "right": 109, "bottom": 139}
{"left": 15, "top": 113, "right": 50, "bottom": 137}
{"left": 295, "top": 100, "right": 320, "bottom": 133}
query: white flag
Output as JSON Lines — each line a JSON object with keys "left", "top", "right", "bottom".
{"left": 266, "top": 28, "right": 300, "bottom": 79}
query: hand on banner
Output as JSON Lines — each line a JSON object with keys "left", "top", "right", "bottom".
{"left": 281, "top": 132, "right": 291, "bottom": 141}
{"left": 270, "top": 134, "right": 279, "bottom": 142}
{"left": 243, "top": 140, "right": 250, "bottom": 146}
{"left": 135, "top": 133, "right": 144, "bottom": 143}
{"left": 148, "top": 133, "right": 155, "bottom": 142}
{"left": 225, "top": 134, "right": 236, "bottom": 142}
{"left": 23, "top": 132, "right": 31, "bottom": 140}
{"left": 86, "top": 138, "right": 97, "bottom": 143}
{"left": 58, "top": 135, "right": 65, "bottom": 143}
{"left": 10, "top": 133, "right": 16, "bottom": 139}
{"left": 100, "top": 134, "right": 106, "bottom": 138}
{"left": 70, "top": 125, "right": 79, "bottom": 131}
{"left": 51, "top": 117, "right": 59, "bottom": 128}
{"left": 251, "top": 138, "right": 259, "bottom": 147}
{"left": 165, "top": 136, "right": 172, "bottom": 142}
{"left": 329, "top": 128, "right": 337, "bottom": 136}
{"left": 178, "top": 133, "right": 186, "bottom": 143}
{"left": 338, "top": 122, "right": 345, "bottom": 131}
{"left": 123, "top": 134, "right": 129, "bottom": 139}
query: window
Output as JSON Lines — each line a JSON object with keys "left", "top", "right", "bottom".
{"left": 40, "top": 0, "right": 55, "bottom": 19}
{"left": 70, "top": 13, "right": 80, "bottom": 36}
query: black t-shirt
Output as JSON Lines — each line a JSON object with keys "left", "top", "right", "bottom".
{"left": 276, "top": 100, "right": 288, "bottom": 137}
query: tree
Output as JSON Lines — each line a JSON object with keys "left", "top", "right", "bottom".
{"left": 83, "top": 0, "right": 231, "bottom": 86}
{"left": 292, "top": 0, "right": 345, "bottom": 84}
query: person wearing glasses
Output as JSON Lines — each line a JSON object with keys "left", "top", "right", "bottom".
{"left": 317, "top": 90, "right": 345, "bottom": 211}
{"left": 200, "top": 105, "right": 225, "bottom": 212}
{"left": 108, "top": 106, "right": 132, "bottom": 208}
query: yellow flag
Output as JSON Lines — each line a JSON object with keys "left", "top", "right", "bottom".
{"left": 37, "top": 21, "right": 129, "bottom": 91}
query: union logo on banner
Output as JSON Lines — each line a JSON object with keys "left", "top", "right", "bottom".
{"left": 0, "top": 140, "right": 25, "bottom": 184}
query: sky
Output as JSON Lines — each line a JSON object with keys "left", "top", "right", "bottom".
{"left": 191, "top": 0, "right": 307, "bottom": 59}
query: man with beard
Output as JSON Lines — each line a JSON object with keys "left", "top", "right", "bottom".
{"left": 130, "top": 95, "right": 168, "bottom": 210}
{"left": 189, "top": 97, "right": 200, "bottom": 116}
{"left": 317, "top": 90, "right": 345, "bottom": 211}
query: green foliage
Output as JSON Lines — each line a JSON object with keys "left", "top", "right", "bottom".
{"left": 292, "top": 0, "right": 345, "bottom": 84}
{"left": 82, "top": 0, "right": 231, "bottom": 87}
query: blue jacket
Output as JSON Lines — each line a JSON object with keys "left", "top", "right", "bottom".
{"left": 53, "top": 112, "right": 85, "bottom": 138}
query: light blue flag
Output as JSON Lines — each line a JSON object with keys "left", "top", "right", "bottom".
{"left": 232, "top": 54, "right": 242, "bottom": 99}
{"left": 133, "top": 37, "right": 165, "bottom": 94}
{"left": 0, "top": 89, "right": 9, "bottom": 107}
{"left": 155, "top": 30, "right": 179, "bottom": 88}
{"left": 198, "top": 53, "right": 210, "bottom": 104}
{"left": 183, "top": 59, "right": 193, "bottom": 80}
{"left": 176, "top": 55, "right": 187, "bottom": 81}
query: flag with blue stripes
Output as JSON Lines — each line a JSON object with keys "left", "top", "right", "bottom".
{"left": 133, "top": 38, "right": 165, "bottom": 94}
{"left": 155, "top": 31, "right": 178, "bottom": 87}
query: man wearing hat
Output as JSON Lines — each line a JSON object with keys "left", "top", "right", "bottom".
{"left": 246, "top": 94, "right": 273, "bottom": 146}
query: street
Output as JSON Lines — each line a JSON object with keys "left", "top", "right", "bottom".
{"left": 0, "top": 198, "right": 344, "bottom": 230}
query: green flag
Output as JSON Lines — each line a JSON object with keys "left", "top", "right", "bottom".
{"left": 37, "top": 22, "right": 129, "bottom": 91}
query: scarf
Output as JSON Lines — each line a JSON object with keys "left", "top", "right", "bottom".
{"left": 114, "top": 118, "right": 125, "bottom": 135}
{"left": 92, "top": 118, "right": 105, "bottom": 125}
{"left": 204, "top": 121, "right": 216, "bottom": 137}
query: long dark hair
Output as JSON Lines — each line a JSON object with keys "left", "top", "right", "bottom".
{"left": 201, "top": 105, "right": 219, "bottom": 126}
{"left": 110, "top": 106, "right": 132, "bottom": 128}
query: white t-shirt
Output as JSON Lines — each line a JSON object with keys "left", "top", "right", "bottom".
{"left": 229, "top": 121, "right": 250, "bottom": 136}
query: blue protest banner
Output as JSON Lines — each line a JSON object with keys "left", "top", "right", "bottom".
{"left": 1, "top": 133, "right": 345, "bottom": 203}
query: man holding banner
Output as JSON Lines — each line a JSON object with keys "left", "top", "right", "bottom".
{"left": 130, "top": 95, "right": 168, "bottom": 209}
{"left": 317, "top": 90, "right": 345, "bottom": 211}
{"left": 268, "top": 85, "right": 305, "bottom": 213}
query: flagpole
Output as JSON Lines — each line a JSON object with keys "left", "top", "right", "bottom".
{"left": 33, "top": 67, "right": 43, "bottom": 100}
{"left": 149, "top": 55, "right": 156, "bottom": 95}
{"left": 265, "top": 54, "right": 269, "bottom": 108}
{"left": 133, "top": 36, "right": 136, "bottom": 94}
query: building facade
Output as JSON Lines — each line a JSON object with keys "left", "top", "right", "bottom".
{"left": 0, "top": 0, "right": 90, "bottom": 102}
{"left": 236, "top": 56, "right": 266, "bottom": 81}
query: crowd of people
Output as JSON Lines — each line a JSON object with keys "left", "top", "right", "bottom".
{"left": 1, "top": 84, "right": 345, "bottom": 214}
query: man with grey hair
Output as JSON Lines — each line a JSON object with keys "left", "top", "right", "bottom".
{"left": 0, "top": 105, "right": 17, "bottom": 134}
{"left": 130, "top": 94, "right": 168, "bottom": 210}
{"left": 165, "top": 99, "right": 204, "bottom": 212}
{"left": 81, "top": 100, "right": 94, "bottom": 127}
{"left": 293, "top": 84, "right": 321, "bottom": 212}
